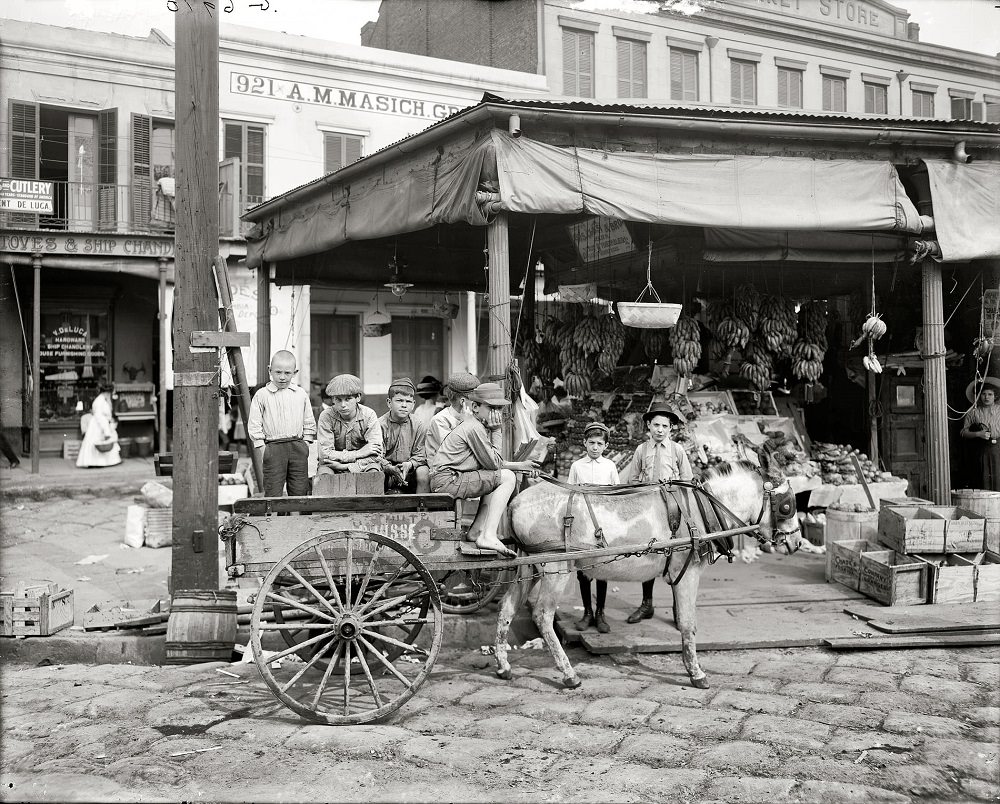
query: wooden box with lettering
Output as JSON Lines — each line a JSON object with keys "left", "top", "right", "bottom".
{"left": 828, "top": 539, "right": 877, "bottom": 592}
{"left": 878, "top": 506, "right": 986, "bottom": 554}
{"left": 913, "top": 553, "right": 977, "bottom": 604}
{"left": 859, "top": 550, "right": 928, "bottom": 606}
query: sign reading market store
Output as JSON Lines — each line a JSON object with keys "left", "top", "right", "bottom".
{"left": 0, "top": 178, "right": 54, "bottom": 214}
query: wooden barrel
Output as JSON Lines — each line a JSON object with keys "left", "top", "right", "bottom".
{"left": 952, "top": 489, "right": 1000, "bottom": 553}
{"left": 824, "top": 508, "right": 879, "bottom": 581}
{"left": 165, "top": 589, "right": 238, "bottom": 665}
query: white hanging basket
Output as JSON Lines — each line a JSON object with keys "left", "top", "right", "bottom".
{"left": 558, "top": 282, "right": 597, "bottom": 304}
{"left": 362, "top": 310, "right": 391, "bottom": 338}
{"left": 617, "top": 241, "right": 682, "bottom": 328}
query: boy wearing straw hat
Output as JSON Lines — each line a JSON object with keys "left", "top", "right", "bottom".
{"left": 621, "top": 403, "right": 693, "bottom": 624}
{"left": 430, "top": 382, "right": 538, "bottom": 557}
{"left": 316, "top": 373, "right": 384, "bottom": 476}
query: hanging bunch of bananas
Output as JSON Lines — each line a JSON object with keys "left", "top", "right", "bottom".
{"left": 791, "top": 300, "right": 828, "bottom": 383}
{"left": 641, "top": 328, "right": 668, "bottom": 362}
{"left": 595, "top": 313, "right": 627, "bottom": 376}
{"left": 669, "top": 315, "right": 702, "bottom": 376}
{"left": 739, "top": 335, "right": 773, "bottom": 390}
{"left": 756, "top": 295, "right": 797, "bottom": 354}
{"left": 573, "top": 311, "right": 604, "bottom": 355}
{"left": 564, "top": 372, "right": 591, "bottom": 396}
{"left": 715, "top": 314, "right": 751, "bottom": 351}
{"left": 734, "top": 284, "right": 761, "bottom": 332}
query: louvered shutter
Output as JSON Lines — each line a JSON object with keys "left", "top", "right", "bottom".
{"left": 344, "top": 135, "right": 362, "bottom": 166}
{"left": 8, "top": 101, "right": 39, "bottom": 226}
{"left": 633, "top": 42, "right": 646, "bottom": 98}
{"left": 683, "top": 52, "right": 698, "bottom": 101}
{"left": 791, "top": 71, "right": 802, "bottom": 107}
{"left": 617, "top": 40, "right": 630, "bottom": 98}
{"left": 98, "top": 108, "right": 117, "bottom": 230}
{"left": 131, "top": 114, "right": 152, "bottom": 229}
{"left": 987, "top": 103, "right": 1000, "bottom": 123}
{"left": 562, "top": 29, "right": 578, "bottom": 96}
{"left": 578, "top": 33, "right": 593, "bottom": 98}
{"left": 744, "top": 63, "right": 756, "bottom": 105}
{"left": 246, "top": 125, "right": 265, "bottom": 203}
{"left": 822, "top": 78, "right": 832, "bottom": 110}
{"left": 972, "top": 101, "right": 984, "bottom": 122}
{"left": 224, "top": 123, "right": 243, "bottom": 160}
{"left": 778, "top": 70, "right": 789, "bottom": 107}
{"left": 324, "top": 132, "right": 343, "bottom": 173}
{"left": 670, "top": 50, "right": 683, "bottom": 100}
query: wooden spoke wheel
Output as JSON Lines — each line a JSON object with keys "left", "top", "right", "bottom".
{"left": 251, "top": 530, "right": 443, "bottom": 725}
{"left": 437, "top": 566, "right": 510, "bottom": 615}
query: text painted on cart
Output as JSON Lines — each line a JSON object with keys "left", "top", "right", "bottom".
{"left": 230, "top": 71, "right": 465, "bottom": 119}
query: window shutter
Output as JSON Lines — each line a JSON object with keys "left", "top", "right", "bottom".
{"left": 987, "top": 103, "right": 1000, "bottom": 123}
{"left": 793, "top": 72, "right": 802, "bottom": 107}
{"left": 822, "top": 78, "right": 832, "bottom": 110}
{"left": 131, "top": 114, "right": 152, "bottom": 229}
{"left": 670, "top": 50, "right": 683, "bottom": 100}
{"left": 972, "top": 101, "right": 984, "bottom": 122}
{"left": 562, "top": 29, "right": 578, "bottom": 96}
{"left": 616, "top": 40, "right": 629, "bottom": 97}
{"left": 224, "top": 123, "right": 243, "bottom": 161}
{"left": 778, "top": 70, "right": 788, "bottom": 107}
{"left": 246, "top": 126, "right": 265, "bottom": 201}
{"left": 324, "top": 132, "right": 343, "bottom": 173}
{"left": 98, "top": 108, "right": 118, "bottom": 230}
{"left": 633, "top": 42, "right": 646, "bottom": 98}
{"left": 950, "top": 97, "right": 966, "bottom": 119}
{"left": 744, "top": 63, "right": 755, "bottom": 104}
{"left": 730, "top": 61, "right": 740, "bottom": 104}
{"left": 683, "top": 52, "right": 698, "bottom": 101}
{"left": 578, "top": 33, "right": 593, "bottom": 98}
{"left": 8, "top": 101, "right": 39, "bottom": 226}
{"left": 344, "top": 135, "right": 362, "bottom": 166}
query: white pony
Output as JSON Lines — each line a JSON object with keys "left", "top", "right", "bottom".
{"left": 495, "top": 462, "right": 801, "bottom": 689}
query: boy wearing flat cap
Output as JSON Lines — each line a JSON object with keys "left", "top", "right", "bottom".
{"left": 378, "top": 378, "right": 429, "bottom": 494}
{"left": 621, "top": 404, "right": 693, "bottom": 624}
{"left": 316, "top": 374, "right": 384, "bottom": 476}
{"left": 430, "top": 382, "right": 538, "bottom": 557}
{"left": 424, "top": 372, "right": 480, "bottom": 465}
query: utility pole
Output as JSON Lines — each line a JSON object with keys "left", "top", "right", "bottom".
{"left": 172, "top": 2, "right": 220, "bottom": 590}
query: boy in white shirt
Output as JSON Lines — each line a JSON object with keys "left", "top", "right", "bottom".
{"left": 567, "top": 421, "right": 619, "bottom": 633}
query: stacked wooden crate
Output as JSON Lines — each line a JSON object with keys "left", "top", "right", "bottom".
{"left": 1, "top": 581, "right": 75, "bottom": 637}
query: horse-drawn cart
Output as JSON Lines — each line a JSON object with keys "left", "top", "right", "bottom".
{"left": 223, "top": 488, "right": 765, "bottom": 726}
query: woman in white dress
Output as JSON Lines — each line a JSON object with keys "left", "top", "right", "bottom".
{"left": 77, "top": 385, "right": 121, "bottom": 468}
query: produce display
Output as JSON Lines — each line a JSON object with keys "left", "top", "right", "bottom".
{"left": 669, "top": 315, "right": 701, "bottom": 377}
{"left": 791, "top": 300, "right": 828, "bottom": 383}
{"left": 759, "top": 433, "right": 819, "bottom": 478}
{"left": 811, "top": 441, "right": 896, "bottom": 485}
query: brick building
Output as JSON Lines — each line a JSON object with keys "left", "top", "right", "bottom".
{"left": 362, "top": 0, "right": 1000, "bottom": 120}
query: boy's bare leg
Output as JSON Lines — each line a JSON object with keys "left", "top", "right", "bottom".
{"left": 415, "top": 466, "right": 430, "bottom": 494}
{"left": 475, "top": 469, "right": 517, "bottom": 557}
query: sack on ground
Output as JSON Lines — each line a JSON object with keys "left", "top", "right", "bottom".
{"left": 124, "top": 504, "right": 145, "bottom": 548}
{"left": 141, "top": 481, "right": 173, "bottom": 508}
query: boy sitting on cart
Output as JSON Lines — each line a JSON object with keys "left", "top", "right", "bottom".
{"left": 430, "top": 382, "right": 538, "bottom": 557}
{"left": 316, "top": 374, "right": 384, "bottom": 476}
{"left": 377, "top": 377, "right": 430, "bottom": 494}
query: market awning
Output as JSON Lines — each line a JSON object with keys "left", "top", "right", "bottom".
{"left": 924, "top": 160, "right": 1000, "bottom": 262}
{"left": 247, "top": 129, "right": 926, "bottom": 268}
{"left": 703, "top": 230, "right": 909, "bottom": 263}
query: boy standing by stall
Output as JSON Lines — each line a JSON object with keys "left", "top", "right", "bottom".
{"left": 247, "top": 350, "right": 316, "bottom": 497}
{"left": 620, "top": 404, "right": 693, "bottom": 624}
{"left": 430, "top": 382, "right": 537, "bottom": 556}
{"left": 316, "top": 374, "right": 383, "bottom": 476}
{"left": 568, "top": 421, "right": 619, "bottom": 634}
{"left": 378, "top": 378, "right": 429, "bottom": 493}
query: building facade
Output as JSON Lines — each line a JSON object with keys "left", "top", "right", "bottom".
{"left": 362, "top": 0, "right": 1000, "bottom": 120}
{"left": 0, "top": 18, "right": 545, "bottom": 458}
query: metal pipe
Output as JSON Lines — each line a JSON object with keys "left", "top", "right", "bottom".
{"left": 953, "top": 140, "right": 970, "bottom": 163}
{"left": 31, "top": 254, "right": 40, "bottom": 475}
{"left": 466, "top": 291, "right": 478, "bottom": 376}
{"left": 2, "top": 253, "right": 173, "bottom": 280}
{"left": 158, "top": 257, "right": 169, "bottom": 455}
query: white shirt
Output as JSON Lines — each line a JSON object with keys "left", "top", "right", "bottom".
{"left": 568, "top": 456, "right": 620, "bottom": 486}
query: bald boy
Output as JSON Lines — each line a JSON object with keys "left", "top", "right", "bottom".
{"left": 247, "top": 350, "right": 316, "bottom": 497}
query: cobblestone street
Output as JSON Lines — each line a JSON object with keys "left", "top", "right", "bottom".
{"left": 3, "top": 643, "right": 998, "bottom": 802}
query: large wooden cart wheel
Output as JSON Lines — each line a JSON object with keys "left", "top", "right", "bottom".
{"left": 437, "top": 566, "right": 511, "bottom": 615}
{"left": 250, "top": 530, "right": 443, "bottom": 725}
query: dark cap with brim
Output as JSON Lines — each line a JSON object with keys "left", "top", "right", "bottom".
{"left": 643, "top": 404, "right": 683, "bottom": 425}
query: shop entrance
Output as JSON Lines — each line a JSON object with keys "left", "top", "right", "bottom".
{"left": 880, "top": 371, "right": 927, "bottom": 499}
{"left": 310, "top": 313, "right": 360, "bottom": 400}
{"left": 390, "top": 316, "right": 444, "bottom": 384}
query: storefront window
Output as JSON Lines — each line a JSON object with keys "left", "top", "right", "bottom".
{"left": 38, "top": 305, "right": 111, "bottom": 422}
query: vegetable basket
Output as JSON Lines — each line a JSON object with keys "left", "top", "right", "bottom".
{"left": 616, "top": 241, "right": 681, "bottom": 328}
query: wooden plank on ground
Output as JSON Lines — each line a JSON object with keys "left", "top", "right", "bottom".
{"left": 824, "top": 632, "right": 1000, "bottom": 650}
{"left": 844, "top": 602, "right": 1000, "bottom": 632}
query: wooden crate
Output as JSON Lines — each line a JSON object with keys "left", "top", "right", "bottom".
{"left": 1, "top": 589, "right": 75, "bottom": 636}
{"left": 879, "top": 497, "right": 934, "bottom": 509}
{"left": 62, "top": 440, "right": 81, "bottom": 461}
{"left": 828, "top": 539, "right": 878, "bottom": 591}
{"left": 914, "top": 553, "right": 977, "bottom": 604}
{"left": 975, "top": 551, "right": 1000, "bottom": 603}
{"left": 145, "top": 508, "right": 172, "bottom": 549}
{"left": 859, "top": 550, "right": 929, "bottom": 606}
{"left": 878, "top": 506, "right": 987, "bottom": 554}
{"left": 313, "top": 471, "right": 385, "bottom": 497}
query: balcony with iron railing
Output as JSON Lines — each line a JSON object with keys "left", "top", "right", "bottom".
{"left": 0, "top": 180, "right": 256, "bottom": 239}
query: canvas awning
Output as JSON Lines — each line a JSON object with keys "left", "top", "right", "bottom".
{"left": 924, "top": 160, "right": 1000, "bottom": 262}
{"left": 247, "top": 130, "right": 927, "bottom": 269}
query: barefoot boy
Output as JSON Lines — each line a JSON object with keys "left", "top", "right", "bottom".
{"left": 424, "top": 372, "right": 479, "bottom": 464}
{"left": 430, "top": 382, "right": 537, "bottom": 556}
{"left": 247, "top": 350, "right": 316, "bottom": 496}
{"left": 568, "top": 421, "right": 619, "bottom": 634}
{"left": 378, "top": 378, "right": 429, "bottom": 493}
{"left": 621, "top": 404, "right": 693, "bottom": 624}
{"left": 316, "top": 374, "right": 384, "bottom": 476}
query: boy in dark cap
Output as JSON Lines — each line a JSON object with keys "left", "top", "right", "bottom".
{"left": 621, "top": 404, "right": 693, "bottom": 624}
{"left": 316, "top": 373, "right": 383, "bottom": 476}
{"left": 430, "top": 382, "right": 538, "bottom": 556}
{"left": 425, "top": 371, "right": 480, "bottom": 465}
{"left": 413, "top": 375, "right": 442, "bottom": 431}
{"left": 378, "top": 377, "right": 429, "bottom": 493}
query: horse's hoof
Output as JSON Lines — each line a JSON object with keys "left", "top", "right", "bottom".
{"left": 496, "top": 668, "right": 513, "bottom": 680}
{"left": 690, "top": 676, "right": 710, "bottom": 689}
{"left": 563, "top": 675, "right": 582, "bottom": 689}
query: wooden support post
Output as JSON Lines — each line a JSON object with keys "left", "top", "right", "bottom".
{"left": 157, "top": 257, "right": 169, "bottom": 455}
{"left": 921, "top": 258, "right": 951, "bottom": 504}
{"left": 256, "top": 263, "right": 271, "bottom": 387}
{"left": 486, "top": 213, "right": 513, "bottom": 460}
{"left": 31, "top": 254, "right": 40, "bottom": 475}
{"left": 215, "top": 257, "right": 263, "bottom": 490}
{"left": 172, "top": 2, "right": 220, "bottom": 593}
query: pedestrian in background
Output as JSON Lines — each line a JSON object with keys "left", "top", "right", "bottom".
{"left": 961, "top": 376, "right": 1000, "bottom": 491}
{"left": 77, "top": 383, "right": 121, "bottom": 468}
{"left": 412, "top": 375, "right": 441, "bottom": 430}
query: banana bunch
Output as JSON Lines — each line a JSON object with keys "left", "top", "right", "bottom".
{"left": 715, "top": 316, "right": 751, "bottom": 350}
{"left": 739, "top": 335, "right": 773, "bottom": 390}
{"left": 797, "top": 300, "right": 828, "bottom": 348}
{"left": 641, "top": 329, "right": 668, "bottom": 361}
{"left": 862, "top": 353, "right": 883, "bottom": 374}
{"left": 973, "top": 336, "right": 992, "bottom": 361}
{"left": 791, "top": 339, "right": 824, "bottom": 382}
{"left": 573, "top": 313, "right": 604, "bottom": 355}
{"left": 757, "top": 295, "right": 797, "bottom": 354}
{"left": 734, "top": 284, "right": 761, "bottom": 332}
{"left": 669, "top": 315, "right": 702, "bottom": 376}
{"left": 564, "top": 372, "right": 591, "bottom": 396}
